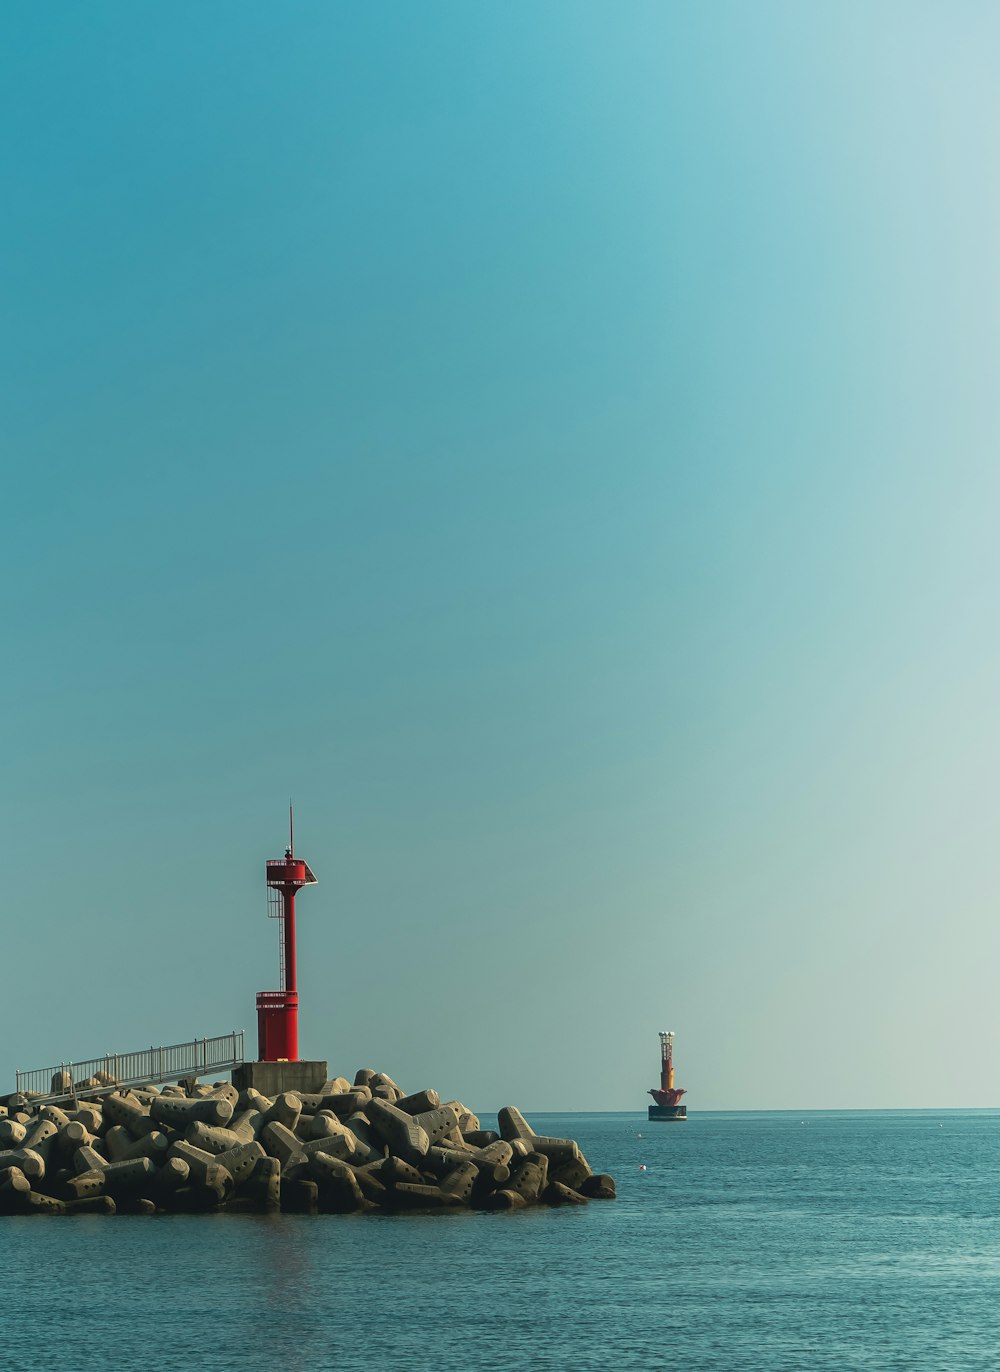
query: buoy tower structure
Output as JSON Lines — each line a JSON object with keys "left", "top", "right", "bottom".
{"left": 648, "top": 1030, "right": 687, "bottom": 1121}
{"left": 233, "top": 808, "right": 329, "bottom": 1097}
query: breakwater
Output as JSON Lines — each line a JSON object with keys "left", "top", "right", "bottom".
{"left": 0, "top": 1068, "right": 616, "bottom": 1215}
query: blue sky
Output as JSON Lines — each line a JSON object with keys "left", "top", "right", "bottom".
{"left": 3, "top": 3, "right": 998, "bottom": 1109}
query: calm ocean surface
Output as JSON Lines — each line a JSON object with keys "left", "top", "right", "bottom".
{"left": 4, "top": 1110, "right": 1000, "bottom": 1370}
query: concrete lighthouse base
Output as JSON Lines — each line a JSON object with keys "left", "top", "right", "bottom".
{"left": 648, "top": 1104, "right": 687, "bottom": 1121}
{"left": 232, "top": 1061, "right": 329, "bottom": 1097}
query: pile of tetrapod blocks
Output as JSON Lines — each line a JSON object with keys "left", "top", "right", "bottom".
{"left": 0, "top": 1068, "right": 616, "bottom": 1215}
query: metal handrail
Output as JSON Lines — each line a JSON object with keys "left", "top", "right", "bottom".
{"left": 13, "top": 1030, "right": 245, "bottom": 1102}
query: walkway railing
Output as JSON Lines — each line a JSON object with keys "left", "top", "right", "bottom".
{"left": 14, "top": 1031, "right": 245, "bottom": 1102}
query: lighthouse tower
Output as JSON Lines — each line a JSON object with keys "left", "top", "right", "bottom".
{"left": 232, "top": 808, "right": 329, "bottom": 1097}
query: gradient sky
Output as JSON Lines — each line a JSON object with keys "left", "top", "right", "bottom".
{"left": 3, "top": 2, "right": 998, "bottom": 1110}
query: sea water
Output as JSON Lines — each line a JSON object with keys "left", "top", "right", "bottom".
{"left": 3, "top": 1110, "right": 1000, "bottom": 1370}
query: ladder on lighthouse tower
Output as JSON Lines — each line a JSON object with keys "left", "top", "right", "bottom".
{"left": 268, "top": 882, "right": 286, "bottom": 988}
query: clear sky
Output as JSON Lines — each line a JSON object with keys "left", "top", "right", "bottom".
{"left": 3, "top": 2, "right": 998, "bottom": 1111}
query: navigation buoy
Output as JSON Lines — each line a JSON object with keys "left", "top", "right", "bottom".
{"left": 647, "top": 1029, "right": 687, "bottom": 1121}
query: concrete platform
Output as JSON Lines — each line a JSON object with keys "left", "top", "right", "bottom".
{"left": 232, "top": 1061, "right": 329, "bottom": 1097}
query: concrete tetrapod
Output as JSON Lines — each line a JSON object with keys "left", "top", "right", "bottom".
{"left": 409, "top": 1106, "right": 461, "bottom": 1148}
{"left": 548, "top": 1155, "right": 593, "bottom": 1191}
{"left": 59, "top": 1120, "right": 95, "bottom": 1153}
{"left": 388, "top": 1180, "right": 462, "bottom": 1210}
{"left": 580, "top": 1173, "right": 617, "bottom": 1199}
{"left": 380, "top": 1157, "right": 425, "bottom": 1187}
{"left": 103, "top": 1093, "right": 150, "bottom": 1138}
{"left": 0, "top": 1166, "right": 32, "bottom": 1213}
{"left": 505, "top": 1153, "right": 549, "bottom": 1203}
{"left": 73, "top": 1145, "right": 108, "bottom": 1175}
{"left": 439, "top": 1161, "right": 479, "bottom": 1203}
{"left": 150, "top": 1095, "right": 234, "bottom": 1129}
{"left": 259, "top": 1121, "right": 307, "bottom": 1170}
{"left": 101, "top": 1157, "right": 159, "bottom": 1193}
{"left": 0, "top": 1148, "right": 45, "bottom": 1182}
{"left": 21, "top": 1119, "right": 59, "bottom": 1160}
{"left": 152, "top": 1157, "right": 190, "bottom": 1196}
{"left": 353, "top": 1163, "right": 388, "bottom": 1205}
{"left": 297, "top": 1129, "right": 360, "bottom": 1165}
{"left": 424, "top": 1145, "right": 510, "bottom": 1188}
{"left": 66, "top": 1194, "right": 117, "bottom": 1215}
{"left": 343, "top": 1114, "right": 383, "bottom": 1155}
{"left": 497, "top": 1107, "right": 536, "bottom": 1143}
{"left": 0, "top": 1120, "right": 27, "bottom": 1147}
{"left": 464, "top": 1130, "right": 501, "bottom": 1148}
{"left": 213, "top": 1141, "right": 266, "bottom": 1187}
{"left": 185, "top": 1121, "right": 247, "bottom": 1154}
{"left": 543, "top": 1181, "right": 589, "bottom": 1205}
{"left": 260, "top": 1093, "right": 302, "bottom": 1132}
{"left": 239, "top": 1156, "right": 281, "bottom": 1210}
{"left": 395, "top": 1089, "right": 440, "bottom": 1115}
{"left": 321, "top": 1088, "right": 372, "bottom": 1119}
{"left": 366, "top": 1099, "right": 430, "bottom": 1162}
{"left": 63, "top": 1169, "right": 107, "bottom": 1201}
{"left": 308, "top": 1152, "right": 367, "bottom": 1213}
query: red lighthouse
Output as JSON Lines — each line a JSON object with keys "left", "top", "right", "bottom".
{"left": 256, "top": 809, "right": 317, "bottom": 1062}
